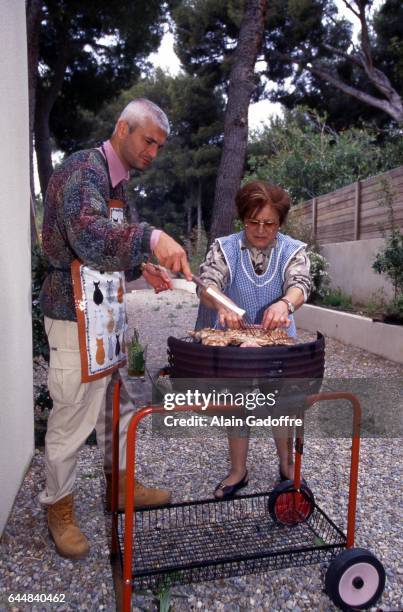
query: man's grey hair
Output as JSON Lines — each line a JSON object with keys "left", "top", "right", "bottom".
{"left": 115, "top": 99, "right": 170, "bottom": 135}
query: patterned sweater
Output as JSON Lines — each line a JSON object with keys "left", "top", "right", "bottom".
{"left": 40, "top": 148, "right": 153, "bottom": 321}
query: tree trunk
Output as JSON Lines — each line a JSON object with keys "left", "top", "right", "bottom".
{"left": 185, "top": 201, "right": 192, "bottom": 258}
{"left": 196, "top": 180, "right": 203, "bottom": 253}
{"left": 308, "top": 64, "right": 403, "bottom": 125}
{"left": 308, "top": 1, "right": 403, "bottom": 124}
{"left": 196, "top": 0, "right": 267, "bottom": 330}
{"left": 34, "top": 39, "right": 70, "bottom": 197}
{"left": 209, "top": 0, "right": 268, "bottom": 244}
{"left": 26, "top": 0, "right": 42, "bottom": 243}
{"left": 34, "top": 101, "right": 55, "bottom": 198}
{"left": 187, "top": 203, "right": 192, "bottom": 235}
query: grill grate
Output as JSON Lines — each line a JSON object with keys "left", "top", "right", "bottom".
{"left": 115, "top": 492, "right": 346, "bottom": 591}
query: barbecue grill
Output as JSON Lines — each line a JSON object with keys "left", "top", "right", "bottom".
{"left": 166, "top": 331, "right": 325, "bottom": 409}
{"left": 168, "top": 331, "right": 325, "bottom": 378}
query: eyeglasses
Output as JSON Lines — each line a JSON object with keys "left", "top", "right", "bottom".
{"left": 245, "top": 218, "right": 279, "bottom": 229}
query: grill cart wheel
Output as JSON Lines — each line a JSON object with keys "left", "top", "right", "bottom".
{"left": 268, "top": 480, "right": 315, "bottom": 526}
{"left": 325, "top": 548, "right": 385, "bottom": 611}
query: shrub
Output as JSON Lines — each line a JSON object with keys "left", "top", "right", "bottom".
{"left": 32, "top": 244, "right": 50, "bottom": 361}
{"left": 321, "top": 288, "right": 353, "bottom": 311}
{"left": 246, "top": 108, "right": 403, "bottom": 204}
{"left": 372, "top": 230, "right": 403, "bottom": 301}
{"left": 307, "top": 250, "right": 331, "bottom": 303}
{"left": 363, "top": 290, "right": 387, "bottom": 317}
{"left": 32, "top": 245, "right": 53, "bottom": 440}
{"left": 384, "top": 294, "right": 403, "bottom": 324}
{"left": 282, "top": 216, "right": 314, "bottom": 248}
{"left": 372, "top": 179, "right": 403, "bottom": 323}
{"left": 387, "top": 295, "right": 403, "bottom": 313}
{"left": 34, "top": 382, "right": 53, "bottom": 412}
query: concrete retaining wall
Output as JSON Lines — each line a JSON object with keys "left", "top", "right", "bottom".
{"left": 295, "top": 304, "right": 403, "bottom": 364}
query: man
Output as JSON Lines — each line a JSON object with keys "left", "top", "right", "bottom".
{"left": 39, "top": 99, "right": 192, "bottom": 559}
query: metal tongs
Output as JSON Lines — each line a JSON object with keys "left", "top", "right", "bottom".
{"left": 191, "top": 274, "right": 257, "bottom": 336}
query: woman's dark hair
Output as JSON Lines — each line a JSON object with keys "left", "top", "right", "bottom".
{"left": 235, "top": 180, "right": 290, "bottom": 225}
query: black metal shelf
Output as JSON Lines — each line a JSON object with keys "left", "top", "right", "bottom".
{"left": 114, "top": 491, "right": 346, "bottom": 591}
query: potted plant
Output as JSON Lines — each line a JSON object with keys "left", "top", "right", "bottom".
{"left": 127, "top": 329, "right": 147, "bottom": 377}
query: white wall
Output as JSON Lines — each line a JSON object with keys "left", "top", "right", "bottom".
{"left": 0, "top": 1, "right": 34, "bottom": 535}
{"left": 321, "top": 238, "right": 395, "bottom": 304}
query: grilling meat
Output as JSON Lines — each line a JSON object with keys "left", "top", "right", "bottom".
{"left": 188, "top": 327, "right": 295, "bottom": 347}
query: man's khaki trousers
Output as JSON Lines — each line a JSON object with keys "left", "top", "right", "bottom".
{"left": 39, "top": 317, "right": 135, "bottom": 505}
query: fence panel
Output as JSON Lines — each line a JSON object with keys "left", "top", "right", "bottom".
{"left": 290, "top": 166, "right": 403, "bottom": 244}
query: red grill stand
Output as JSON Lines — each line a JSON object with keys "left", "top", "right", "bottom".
{"left": 110, "top": 382, "right": 385, "bottom": 612}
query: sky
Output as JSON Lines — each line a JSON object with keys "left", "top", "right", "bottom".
{"left": 148, "top": 0, "right": 383, "bottom": 132}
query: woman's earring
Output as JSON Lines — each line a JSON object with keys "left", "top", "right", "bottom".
{"left": 244, "top": 224, "right": 248, "bottom": 228}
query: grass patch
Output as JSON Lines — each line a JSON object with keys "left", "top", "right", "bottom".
{"left": 320, "top": 288, "right": 353, "bottom": 311}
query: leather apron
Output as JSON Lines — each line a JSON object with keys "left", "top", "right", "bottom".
{"left": 71, "top": 149, "right": 127, "bottom": 382}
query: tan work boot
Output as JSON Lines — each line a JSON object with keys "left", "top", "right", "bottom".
{"left": 105, "top": 471, "right": 171, "bottom": 510}
{"left": 47, "top": 494, "right": 90, "bottom": 559}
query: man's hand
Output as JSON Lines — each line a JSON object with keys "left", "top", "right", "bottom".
{"left": 262, "top": 301, "right": 291, "bottom": 330}
{"left": 153, "top": 232, "right": 192, "bottom": 280}
{"left": 142, "top": 263, "right": 173, "bottom": 293}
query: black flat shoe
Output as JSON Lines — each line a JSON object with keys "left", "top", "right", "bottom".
{"left": 214, "top": 471, "right": 249, "bottom": 500}
{"left": 279, "top": 467, "right": 307, "bottom": 485}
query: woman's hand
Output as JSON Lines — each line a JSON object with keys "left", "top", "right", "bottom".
{"left": 262, "top": 301, "right": 291, "bottom": 330}
{"left": 217, "top": 306, "right": 243, "bottom": 330}
{"left": 141, "top": 263, "right": 173, "bottom": 293}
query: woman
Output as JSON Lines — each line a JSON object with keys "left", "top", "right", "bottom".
{"left": 197, "top": 180, "right": 311, "bottom": 499}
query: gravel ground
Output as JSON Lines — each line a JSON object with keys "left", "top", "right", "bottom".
{"left": 1, "top": 287, "right": 402, "bottom": 612}
{"left": 0, "top": 447, "right": 114, "bottom": 611}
